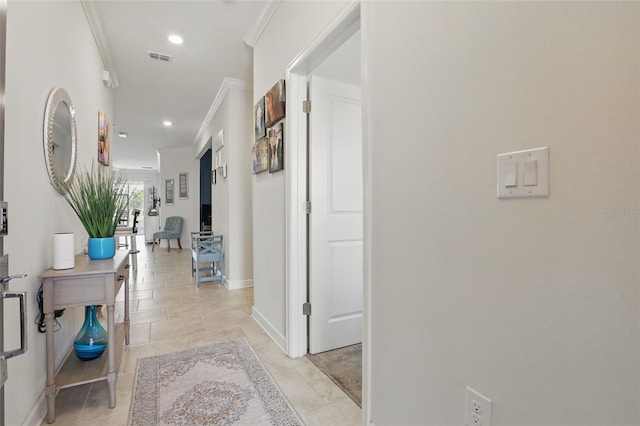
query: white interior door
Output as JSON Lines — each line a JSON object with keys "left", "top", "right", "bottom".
{"left": 308, "top": 75, "right": 363, "bottom": 354}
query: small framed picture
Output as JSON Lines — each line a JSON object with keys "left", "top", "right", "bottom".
{"left": 269, "top": 122, "right": 284, "bottom": 173}
{"left": 98, "top": 111, "right": 110, "bottom": 166}
{"left": 212, "top": 169, "right": 217, "bottom": 185}
{"left": 252, "top": 137, "right": 269, "bottom": 174}
{"left": 178, "top": 172, "right": 188, "bottom": 199}
{"left": 255, "top": 97, "right": 266, "bottom": 141}
{"left": 265, "top": 80, "right": 285, "bottom": 128}
{"left": 165, "top": 179, "right": 174, "bottom": 205}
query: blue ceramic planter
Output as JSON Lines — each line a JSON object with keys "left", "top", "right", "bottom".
{"left": 88, "top": 237, "right": 116, "bottom": 260}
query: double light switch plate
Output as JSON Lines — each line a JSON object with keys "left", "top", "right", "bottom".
{"left": 497, "top": 147, "right": 549, "bottom": 199}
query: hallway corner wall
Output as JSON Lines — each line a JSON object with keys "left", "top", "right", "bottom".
{"left": 158, "top": 147, "right": 194, "bottom": 247}
{"left": 194, "top": 79, "right": 254, "bottom": 289}
{"left": 4, "top": 1, "right": 114, "bottom": 423}
{"left": 364, "top": 1, "right": 640, "bottom": 425}
{"left": 251, "top": 0, "right": 350, "bottom": 351}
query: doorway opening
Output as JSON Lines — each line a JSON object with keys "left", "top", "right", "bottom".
{"left": 122, "top": 182, "right": 145, "bottom": 233}
{"left": 305, "top": 26, "right": 362, "bottom": 409}
{"left": 284, "top": 0, "right": 367, "bottom": 412}
{"left": 199, "top": 149, "right": 212, "bottom": 231}
{"left": 285, "top": 0, "right": 360, "bottom": 359}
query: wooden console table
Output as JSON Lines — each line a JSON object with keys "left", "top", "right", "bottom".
{"left": 38, "top": 250, "right": 131, "bottom": 423}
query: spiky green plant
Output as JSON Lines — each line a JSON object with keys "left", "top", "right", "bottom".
{"left": 61, "top": 163, "right": 130, "bottom": 238}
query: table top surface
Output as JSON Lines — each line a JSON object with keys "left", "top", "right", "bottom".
{"left": 38, "top": 250, "right": 130, "bottom": 279}
{"left": 115, "top": 228, "right": 138, "bottom": 235}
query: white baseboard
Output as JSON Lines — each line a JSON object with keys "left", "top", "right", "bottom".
{"left": 24, "top": 334, "right": 75, "bottom": 425}
{"left": 22, "top": 390, "right": 46, "bottom": 426}
{"left": 224, "top": 278, "right": 253, "bottom": 290}
{"left": 251, "top": 305, "right": 286, "bottom": 353}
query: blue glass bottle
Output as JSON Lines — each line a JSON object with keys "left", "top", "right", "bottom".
{"left": 73, "top": 305, "right": 107, "bottom": 361}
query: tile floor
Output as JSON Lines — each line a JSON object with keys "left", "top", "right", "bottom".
{"left": 45, "top": 236, "right": 361, "bottom": 425}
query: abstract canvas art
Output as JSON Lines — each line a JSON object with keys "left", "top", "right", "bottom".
{"left": 255, "top": 97, "right": 266, "bottom": 141}
{"left": 269, "top": 123, "right": 284, "bottom": 173}
{"left": 265, "top": 80, "right": 285, "bottom": 128}
{"left": 252, "top": 138, "right": 269, "bottom": 174}
{"left": 97, "top": 111, "right": 110, "bottom": 165}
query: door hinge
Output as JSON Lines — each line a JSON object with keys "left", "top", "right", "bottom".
{"left": 305, "top": 201, "right": 311, "bottom": 214}
{"left": 303, "top": 302, "right": 311, "bottom": 316}
{"left": 302, "top": 100, "right": 311, "bottom": 114}
{"left": 0, "top": 201, "right": 8, "bottom": 236}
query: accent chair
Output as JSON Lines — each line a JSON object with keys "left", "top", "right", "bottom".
{"left": 152, "top": 216, "right": 183, "bottom": 252}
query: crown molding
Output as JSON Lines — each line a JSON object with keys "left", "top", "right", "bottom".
{"left": 81, "top": 0, "right": 119, "bottom": 88}
{"left": 242, "top": 0, "right": 280, "bottom": 47}
{"left": 194, "top": 78, "right": 250, "bottom": 146}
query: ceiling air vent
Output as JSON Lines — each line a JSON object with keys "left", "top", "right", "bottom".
{"left": 147, "top": 51, "right": 173, "bottom": 62}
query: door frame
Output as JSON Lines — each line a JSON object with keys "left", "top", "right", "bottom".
{"left": 283, "top": 0, "right": 371, "bottom": 420}
{"left": 0, "top": 0, "right": 7, "bottom": 423}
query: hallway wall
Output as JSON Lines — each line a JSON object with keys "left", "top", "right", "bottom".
{"left": 251, "top": 0, "right": 349, "bottom": 351}
{"left": 3, "top": 1, "right": 114, "bottom": 423}
{"left": 252, "top": 1, "right": 640, "bottom": 424}
{"left": 365, "top": 1, "right": 640, "bottom": 424}
{"left": 225, "top": 88, "right": 254, "bottom": 288}
{"left": 158, "top": 147, "right": 194, "bottom": 247}
{"left": 193, "top": 79, "right": 254, "bottom": 289}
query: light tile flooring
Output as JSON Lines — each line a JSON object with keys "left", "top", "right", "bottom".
{"left": 45, "top": 237, "right": 361, "bottom": 425}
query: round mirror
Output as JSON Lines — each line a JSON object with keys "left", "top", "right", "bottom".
{"left": 43, "top": 87, "right": 77, "bottom": 194}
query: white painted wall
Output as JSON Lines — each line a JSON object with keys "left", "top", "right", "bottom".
{"left": 5, "top": 1, "right": 633, "bottom": 425}
{"left": 3, "top": 1, "right": 114, "bottom": 424}
{"left": 225, "top": 89, "right": 253, "bottom": 288}
{"left": 252, "top": 1, "right": 640, "bottom": 423}
{"left": 193, "top": 80, "right": 253, "bottom": 288}
{"left": 158, "top": 147, "right": 193, "bottom": 248}
{"left": 364, "top": 1, "right": 639, "bottom": 425}
{"left": 121, "top": 169, "right": 160, "bottom": 187}
{"left": 252, "top": 0, "right": 348, "bottom": 351}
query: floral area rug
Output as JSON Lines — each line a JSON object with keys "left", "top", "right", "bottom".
{"left": 129, "top": 339, "right": 301, "bottom": 425}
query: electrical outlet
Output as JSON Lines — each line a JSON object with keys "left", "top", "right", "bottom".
{"left": 465, "top": 386, "right": 492, "bottom": 426}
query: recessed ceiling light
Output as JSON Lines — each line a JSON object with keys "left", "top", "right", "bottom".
{"left": 168, "top": 34, "right": 183, "bottom": 45}
{"left": 118, "top": 132, "right": 128, "bottom": 138}
{"left": 163, "top": 121, "right": 173, "bottom": 127}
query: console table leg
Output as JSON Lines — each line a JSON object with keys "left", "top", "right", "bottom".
{"left": 131, "top": 236, "right": 137, "bottom": 271}
{"left": 124, "top": 273, "right": 130, "bottom": 346}
{"left": 107, "top": 304, "right": 116, "bottom": 408}
{"left": 107, "top": 371, "right": 117, "bottom": 408}
{"left": 45, "top": 311, "right": 56, "bottom": 423}
{"left": 45, "top": 384, "right": 56, "bottom": 423}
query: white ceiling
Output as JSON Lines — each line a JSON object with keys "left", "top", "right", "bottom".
{"left": 92, "top": 0, "right": 267, "bottom": 170}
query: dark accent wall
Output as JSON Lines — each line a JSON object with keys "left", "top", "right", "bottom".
{"left": 200, "top": 149, "right": 212, "bottom": 229}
